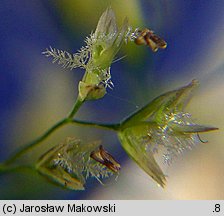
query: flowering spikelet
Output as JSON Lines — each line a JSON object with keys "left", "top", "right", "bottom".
{"left": 118, "top": 80, "right": 218, "bottom": 187}
{"left": 43, "top": 8, "right": 167, "bottom": 102}
{"left": 43, "top": 8, "right": 129, "bottom": 90}
{"left": 36, "top": 137, "right": 120, "bottom": 190}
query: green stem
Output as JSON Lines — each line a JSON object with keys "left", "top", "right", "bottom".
{"left": 0, "top": 164, "right": 35, "bottom": 175}
{"left": 3, "top": 118, "right": 68, "bottom": 165}
{"left": 3, "top": 97, "right": 84, "bottom": 166}
{"left": 71, "top": 119, "right": 120, "bottom": 131}
{"left": 67, "top": 96, "right": 84, "bottom": 119}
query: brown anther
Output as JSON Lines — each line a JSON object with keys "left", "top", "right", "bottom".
{"left": 90, "top": 145, "right": 121, "bottom": 173}
{"left": 134, "top": 28, "right": 167, "bottom": 52}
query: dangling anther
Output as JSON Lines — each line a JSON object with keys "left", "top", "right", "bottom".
{"left": 134, "top": 28, "right": 167, "bottom": 52}
{"left": 90, "top": 145, "right": 121, "bottom": 173}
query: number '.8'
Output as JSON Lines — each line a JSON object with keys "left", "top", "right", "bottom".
{"left": 214, "top": 204, "right": 220, "bottom": 212}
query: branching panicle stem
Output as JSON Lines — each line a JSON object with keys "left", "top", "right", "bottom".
{"left": 3, "top": 118, "right": 68, "bottom": 165}
{"left": 71, "top": 119, "right": 120, "bottom": 131}
{"left": 1, "top": 96, "right": 120, "bottom": 170}
{"left": 0, "top": 164, "right": 35, "bottom": 175}
{"left": 67, "top": 96, "right": 84, "bottom": 119}
{"left": 3, "top": 97, "right": 83, "bottom": 166}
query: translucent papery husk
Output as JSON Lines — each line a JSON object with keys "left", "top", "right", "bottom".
{"left": 121, "top": 80, "right": 199, "bottom": 129}
{"left": 36, "top": 138, "right": 100, "bottom": 190}
{"left": 117, "top": 121, "right": 217, "bottom": 187}
{"left": 91, "top": 8, "right": 129, "bottom": 71}
{"left": 36, "top": 137, "right": 120, "bottom": 190}
{"left": 118, "top": 123, "right": 166, "bottom": 188}
{"left": 169, "top": 122, "right": 218, "bottom": 134}
{"left": 94, "top": 7, "right": 118, "bottom": 38}
{"left": 117, "top": 80, "right": 218, "bottom": 187}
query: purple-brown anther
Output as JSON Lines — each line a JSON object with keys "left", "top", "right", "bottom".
{"left": 90, "top": 145, "right": 121, "bottom": 173}
{"left": 134, "top": 28, "right": 167, "bottom": 52}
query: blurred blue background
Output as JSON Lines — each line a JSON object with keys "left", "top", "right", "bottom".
{"left": 0, "top": 0, "right": 223, "bottom": 199}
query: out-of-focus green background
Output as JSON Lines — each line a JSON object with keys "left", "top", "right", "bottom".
{"left": 0, "top": 0, "right": 223, "bottom": 199}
